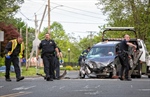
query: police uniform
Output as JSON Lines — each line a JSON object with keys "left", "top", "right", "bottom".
{"left": 38, "top": 39, "right": 57, "bottom": 81}
{"left": 4, "top": 39, "right": 25, "bottom": 82}
{"left": 119, "top": 39, "right": 131, "bottom": 80}
{"left": 54, "top": 47, "right": 61, "bottom": 79}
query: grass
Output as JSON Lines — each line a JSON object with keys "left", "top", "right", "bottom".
{"left": 0, "top": 66, "right": 80, "bottom": 78}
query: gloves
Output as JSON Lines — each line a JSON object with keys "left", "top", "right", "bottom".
{"left": 60, "top": 60, "right": 63, "bottom": 64}
{"left": 6, "top": 55, "right": 11, "bottom": 59}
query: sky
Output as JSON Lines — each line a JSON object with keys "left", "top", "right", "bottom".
{"left": 15, "top": 0, "right": 108, "bottom": 39}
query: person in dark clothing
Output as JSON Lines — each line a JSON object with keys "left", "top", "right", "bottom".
{"left": 119, "top": 34, "right": 136, "bottom": 81}
{"left": 4, "top": 36, "right": 25, "bottom": 82}
{"left": 78, "top": 47, "right": 91, "bottom": 66}
{"left": 36, "top": 33, "right": 59, "bottom": 81}
{"left": 54, "top": 47, "right": 63, "bottom": 80}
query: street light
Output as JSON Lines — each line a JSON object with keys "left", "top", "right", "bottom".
{"left": 50, "top": 5, "right": 63, "bottom": 11}
{"left": 68, "top": 48, "right": 70, "bottom": 65}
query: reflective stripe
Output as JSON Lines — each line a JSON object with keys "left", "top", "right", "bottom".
{"left": 7, "top": 39, "right": 24, "bottom": 58}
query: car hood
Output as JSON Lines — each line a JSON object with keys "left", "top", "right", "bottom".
{"left": 86, "top": 56, "right": 115, "bottom": 66}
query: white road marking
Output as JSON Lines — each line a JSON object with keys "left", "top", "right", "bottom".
{"left": 138, "top": 89, "right": 150, "bottom": 91}
{"left": 84, "top": 91, "right": 99, "bottom": 95}
{"left": 59, "top": 86, "right": 65, "bottom": 90}
{"left": 131, "top": 85, "right": 133, "bottom": 88}
{"left": 0, "top": 86, "right": 4, "bottom": 88}
{"left": 12, "top": 86, "right": 36, "bottom": 91}
{"left": 51, "top": 86, "right": 56, "bottom": 88}
{"left": 95, "top": 85, "right": 100, "bottom": 88}
{"left": 84, "top": 85, "right": 89, "bottom": 89}
{"left": 75, "top": 90, "right": 94, "bottom": 92}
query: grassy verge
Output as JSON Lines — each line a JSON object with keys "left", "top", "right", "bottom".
{"left": 0, "top": 66, "right": 80, "bottom": 78}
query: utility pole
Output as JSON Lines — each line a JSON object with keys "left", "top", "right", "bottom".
{"left": 48, "top": 0, "right": 50, "bottom": 33}
{"left": 25, "top": 25, "right": 28, "bottom": 70}
{"left": 35, "top": 13, "right": 38, "bottom": 38}
{"left": 20, "top": 28, "right": 22, "bottom": 36}
{"left": 38, "top": 5, "right": 48, "bottom": 35}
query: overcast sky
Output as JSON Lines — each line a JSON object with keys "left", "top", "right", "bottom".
{"left": 15, "top": 0, "right": 108, "bottom": 38}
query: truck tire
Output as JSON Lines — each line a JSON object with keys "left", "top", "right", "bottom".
{"left": 136, "top": 62, "right": 142, "bottom": 78}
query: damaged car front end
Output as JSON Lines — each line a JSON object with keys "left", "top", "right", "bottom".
{"left": 79, "top": 42, "right": 119, "bottom": 78}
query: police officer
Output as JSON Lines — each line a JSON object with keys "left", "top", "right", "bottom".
{"left": 54, "top": 47, "right": 63, "bottom": 80}
{"left": 4, "top": 36, "right": 25, "bottom": 82}
{"left": 119, "top": 34, "right": 136, "bottom": 81}
{"left": 36, "top": 33, "right": 59, "bottom": 81}
{"left": 78, "top": 47, "right": 91, "bottom": 66}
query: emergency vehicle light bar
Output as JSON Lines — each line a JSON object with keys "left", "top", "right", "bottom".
{"left": 102, "top": 27, "right": 137, "bottom": 42}
{"left": 104, "top": 38, "right": 124, "bottom": 41}
{"left": 104, "top": 27, "right": 135, "bottom": 31}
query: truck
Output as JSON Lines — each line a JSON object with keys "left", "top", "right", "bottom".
{"left": 102, "top": 27, "right": 150, "bottom": 78}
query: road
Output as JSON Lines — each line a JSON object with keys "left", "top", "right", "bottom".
{"left": 0, "top": 71, "right": 150, "bottom": 97}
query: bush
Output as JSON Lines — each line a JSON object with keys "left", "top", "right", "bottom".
{"left": 0, "top": 57, "right": 5, "bottom": 67}
{"left": 65, "top": 65, "right": 73, "bottom": 71}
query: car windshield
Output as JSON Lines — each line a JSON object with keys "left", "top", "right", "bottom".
{"left": 86, "top": 46, "right": 115, "bottom": 58}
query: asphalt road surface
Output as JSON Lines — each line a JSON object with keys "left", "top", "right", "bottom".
{"left": 0, "top": 71, "right": 150, "bottom": 97}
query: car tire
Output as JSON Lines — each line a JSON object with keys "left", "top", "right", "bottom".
{"left": 79, "top": 71, "right": 85, "bottom": 79}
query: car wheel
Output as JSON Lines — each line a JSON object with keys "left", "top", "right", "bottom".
{"left": 148, "top": 75, "right": 150, "bottom": 78}
{"left": 136, "top": 62, "right": 142, "bottom": 78}
{"left": 79, "top": 71, "right": 85, "bottom": 78}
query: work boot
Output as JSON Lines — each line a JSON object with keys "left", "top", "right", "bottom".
{"left": 49, "top": 78, "right": 53, "bottom": 81}
{"left": 16, "top": 76, "right": 24, "bottom": 82}
{"left": 6, "top": 78, "right": 12, "bottom": 82}
{"left": 46, "top": 76, "right": 50, "bottom": 81}
{"left": 124, "top": 78, "right": 132, "bottom": 81}
{"left": 119, "top": 77, "right": 124, "bottom": 81}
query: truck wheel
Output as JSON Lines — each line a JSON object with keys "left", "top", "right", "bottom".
{"left": 136, "top": 62, "right": 142, "bottom": 78}
{"left": 109, "top": 72, "right": 113, "bottom": 78}
{"left": 131, "top": 75, "right": 135, "bottom": 78}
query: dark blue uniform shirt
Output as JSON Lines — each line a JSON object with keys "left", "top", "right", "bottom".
{"left": 120, "top": 39, "right": 129, "bottom": 52}
{"left": 38, "top": 39, "right": 57, "bottom": 55}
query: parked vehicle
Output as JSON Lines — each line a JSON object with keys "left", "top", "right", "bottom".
{"left": 137, "top": 39, "right": 150, "bottom": 78}
{"left": 0, "top": 66, "right": 15, "bottom": 73}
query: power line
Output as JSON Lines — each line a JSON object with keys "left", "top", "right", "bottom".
{"left": 55, "top": 8, "right": 102, "bottom": 19}
{"left": 34, "top": 0, "right": 46, "bottom": 14}
{"left": 19, "top": 11, "right": 33, "bottom": 21}
{"left": 51, "top": 9, "right": 105, "bottom": 22}
{"left": 22, "top": 18, "right": 105, "bottom": 25}
{"left": 51, "top": 2, "right": 103, "bottom": 16}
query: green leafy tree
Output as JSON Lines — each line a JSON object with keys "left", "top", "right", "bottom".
{"left": 39, "top": 22, "right": 77, "bottom": 63}
{"left": 0, "top": 0, "right": 24, "bottom": 23}
{"left": 96, "top": 0, "right": 150, "bottom": 50}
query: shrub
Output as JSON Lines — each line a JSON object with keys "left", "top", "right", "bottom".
{"left": 65, "top": 65, "right": 73, "bottom": 71}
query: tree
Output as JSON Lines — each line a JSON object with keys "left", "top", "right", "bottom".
{"left": 39, "top": 22, "right": 77, "bottom": 63}
{"left": 0, "top": 22, "right": 20, "bottom": 57}
{"left": 0, "top": 0, "right": 24, "bottom": 23}
{"left": 96, "top": 0, "right": 150, "bottom": 50}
